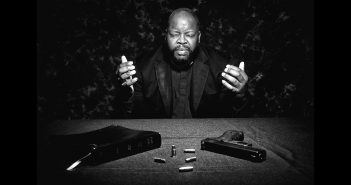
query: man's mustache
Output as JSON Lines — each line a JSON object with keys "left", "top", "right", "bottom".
{"left": 175, "top": 45, "right": 191, "bottom": 51}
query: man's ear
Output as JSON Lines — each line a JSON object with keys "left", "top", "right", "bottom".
{"left": 164, "top": 29, "right": 168, "bottom": 41}
{"left": 198, "top": 31, "right": 201, "bottom": 43}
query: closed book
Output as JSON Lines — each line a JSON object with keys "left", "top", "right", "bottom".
{"left": 48, "top": 125, "right": 161, "bottom": 169}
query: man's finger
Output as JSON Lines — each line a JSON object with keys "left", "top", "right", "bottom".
{"left": 225, "top": 66, "right": 240, "bottom": 76}
{"left": 239, "top": 61, "right": 244, "bottom": 71}
{"left": 224, "top": 67, "right": 245, "bottom": 83}
{"left": 120, "top": 61, "right": 133, "bottom": 67}
{"left": 119, "top": 65, "right": 135, "bottom": 74}
{"left": 226, "top": 63, "right": 244, "bottom": 72}
{"left": 121, "top": 55, "right": 133, "bottom": 79}
{"left": 226, "top": 64, "right": 241, "bottom": 72}
{"left": 120, "top": 55, "right": 132, "bottom": 76}
{"left": 222, "top": 72, "right": 240, "bottom": 87}
{"left": 222, "top": 80, "right": 239, "bottom": 92}
{"left": 121, "top": 55, "right": 128, "bottom": 63}
{"left": 122, "top": 77, "right": 138, "bottom": 86}
{"left": 121, "top": 70, "right": 136, "bottom": 80}
{"left": 117, "top": 61, "right": 133, "bottom": 76}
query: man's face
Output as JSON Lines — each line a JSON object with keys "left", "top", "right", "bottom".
{"left": 167, "top": 13, "right": 201, "bottom": 62}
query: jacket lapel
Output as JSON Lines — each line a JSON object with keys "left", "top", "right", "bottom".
{"left": 191, "top": 49, "right": 209, "bottom": 112}
{"left": 155, "top": 60, "right": 172, "bottom": 116}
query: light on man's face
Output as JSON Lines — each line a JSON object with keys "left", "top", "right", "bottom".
{"left": 166, "top": 12, "right": 201, "bottom": 62}
{"left": 167, "top": 31, "right": 200, "bottom": 62}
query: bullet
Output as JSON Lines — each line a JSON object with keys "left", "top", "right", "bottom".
{"left": 154, "top": 157, "right": 166, "bottom": 163}
{"left": 171, "top": 145, "right": 176, "bottom": 157}
{"left": 185, "top": 156, "right": 196, "bottom": 163}
{"left": 184, "top": 149, "right": 195, "bottom": 153}
{"left": 179, "top": 166, "right": 193, "bottom": 172}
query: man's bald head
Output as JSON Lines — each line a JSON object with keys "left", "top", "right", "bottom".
{"left": 168, "top": 8, "right": 200, "bottom": 32}
{"left": 166, "top": 8, "right": 201, "bottom": 69}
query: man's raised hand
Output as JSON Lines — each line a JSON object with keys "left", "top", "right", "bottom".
{"left": 221, "top": 61, "right": 248, "bottom": 93}
{"left": 117, "top": 55, "right": 138, "bottom": 91}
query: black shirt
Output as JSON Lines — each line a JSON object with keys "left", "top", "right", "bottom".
{"left": 171, "top": 66, "right": 193, "bottom": 118}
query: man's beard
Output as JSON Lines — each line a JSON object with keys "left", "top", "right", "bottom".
{"left": 173, "top": 45, "right": 192, "bottom": 61}
{"left": 167, "top": 45, "right": 199, "bottom": 71}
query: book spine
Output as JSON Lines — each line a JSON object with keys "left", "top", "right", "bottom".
{"left": 89, "top": 133, "right": 161, "bottom": 164}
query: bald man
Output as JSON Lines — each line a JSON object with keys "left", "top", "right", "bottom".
{"left": 117, "top": 8, "right": 248, "bottom": 118}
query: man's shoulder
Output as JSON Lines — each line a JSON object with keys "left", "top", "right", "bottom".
{"left": 135, "top": 45, "right": 163, "bottom": 70}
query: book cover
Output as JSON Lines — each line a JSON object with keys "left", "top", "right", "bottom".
{"left": 47, "top": 125, "right": 161, "bottom": 170}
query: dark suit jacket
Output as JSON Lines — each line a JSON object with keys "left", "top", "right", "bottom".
{"left": 123, "top": 44, "right": 246, "bottom": 118}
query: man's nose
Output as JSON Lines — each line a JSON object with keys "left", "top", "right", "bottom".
{"left": 177, "top": 34, "right": 187, "bottom": 44}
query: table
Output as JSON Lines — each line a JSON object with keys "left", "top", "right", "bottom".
{"left": 37, "top": 118, "right": 314, "bottom": 185}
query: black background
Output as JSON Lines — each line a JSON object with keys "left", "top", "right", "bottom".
{"left": 37, "top": 0, "right": 314, "bottom": 124}
{"left": 4, "top": 0, "right": 321, "bottom": 184}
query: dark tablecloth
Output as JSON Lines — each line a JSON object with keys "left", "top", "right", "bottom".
{"left": 37, "top": 118, "right": 314, "bottom": 185}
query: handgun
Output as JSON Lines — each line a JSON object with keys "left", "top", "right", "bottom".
{"left": 201, "top": 130, "right": 266, "bottom": 162}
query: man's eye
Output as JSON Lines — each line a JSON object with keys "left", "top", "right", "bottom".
{"left": 186, "top": 34, "right": 195, "bottom": 37}
{"left": 170, "top": 33, "right": 179, "bottom": 37}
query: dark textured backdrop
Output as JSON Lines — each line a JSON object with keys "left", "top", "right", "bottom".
{"left": 37, "top": 0, "right": 314, "bottom": 123}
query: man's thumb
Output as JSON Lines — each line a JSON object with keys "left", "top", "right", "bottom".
{"left": 239, "top": 61, "right": 245, "bottom": 71}
{"left": 121, "top": 55, "right": 128, "bottom": 63}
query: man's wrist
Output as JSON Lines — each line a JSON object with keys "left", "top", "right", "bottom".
{"left": 235, "top": 85, "right": 247, "bottom": 98}
{"left": 120, "top": 85, "right": 134, "bottom": 101}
